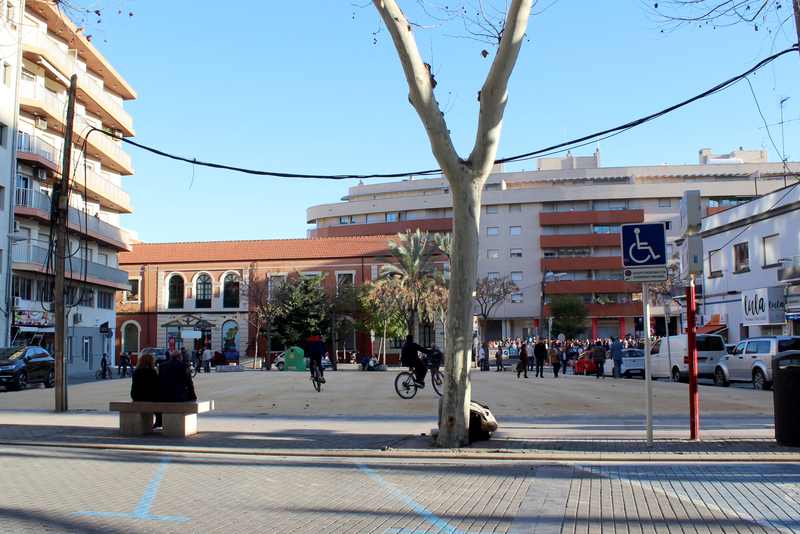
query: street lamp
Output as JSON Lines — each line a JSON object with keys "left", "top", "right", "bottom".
{"left": 540, "top": 271, "right": 567, "bottom": 341}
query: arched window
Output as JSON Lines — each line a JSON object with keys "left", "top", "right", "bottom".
{"left": 196, "top": 274, "right": 212, "bottom": 308}
{"left": 168, "top": 275, "right": 184, "bottom": 309}
{"left": 122, "top": 322, "right": 140, "bottom": 354}
{"left": 223, "top": 273, "right": 240, "bottom": 308}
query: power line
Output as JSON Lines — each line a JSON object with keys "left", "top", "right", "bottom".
{"left": 85, "top": 45, "right": 800, "bottom": 181}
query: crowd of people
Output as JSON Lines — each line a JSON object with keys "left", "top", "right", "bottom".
{"left": 477, "top": 335, "right": 647, "bottom": 379}
{"left": 130, "top": 349, "right": 198, "bottom": 429}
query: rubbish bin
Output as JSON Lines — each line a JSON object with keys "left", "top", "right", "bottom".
{"left": 284, "top": 346, "right": 306, "bottom": 371}
{"left": 773, "top": 352, "right": 800, "bottom": 447}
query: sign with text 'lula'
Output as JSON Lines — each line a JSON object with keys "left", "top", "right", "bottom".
{"left": 741, "top": 286, "right": 786, "bottom": 326}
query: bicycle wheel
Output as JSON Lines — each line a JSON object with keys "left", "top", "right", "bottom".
{"left": 189, "top": 365, "right": 197, "bottom": 378}
{"left": 431, "top": 370, "right": 443, "bottom": 397}
{"left": 394, "top": 372, "right": 418, "bottom": 399}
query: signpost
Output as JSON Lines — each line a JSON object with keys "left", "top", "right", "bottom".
{"left": 621, "top": 223, "right": 668, "bottom": 445}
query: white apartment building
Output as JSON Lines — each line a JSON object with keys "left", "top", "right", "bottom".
{"left": 700, "top": 183, "right": 800, "bottom": 343}
{"left": 307, "top": 147, "right": 795, "bottom": 341}
{"left": 5, "top": 1, "right": 136, "bottom": 376}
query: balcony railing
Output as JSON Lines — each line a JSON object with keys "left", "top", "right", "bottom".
{"left": 12, "top": 242, "right": 128, "bottom": 287}
{"left": 16, "top": 131, "right": 59, "bottom": 165}
{"left": 74, "top": 114, "right": 133, "bottom": 173}
{"left": 73, "top": 166, "right": 132, "bottom": 213}
{"left": 21, "top": 28, "right": 133, "bottom": 133}
{"left": 15, "top": 188, "right": 130, "bottom": 249}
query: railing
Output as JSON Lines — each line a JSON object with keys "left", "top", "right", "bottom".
{"left": 19, "top": 82, "right": 67, "bottom": 125}
{"left": 73, "top": 165, "right": 132, "bottom": 212}
{"left": 21, "top": 27, "right": 133, "bottom": 132}
{"left": 12, "top": 242, "right": 128, "bottom": 286}
{"left": 74, "top": 114, "right": 133, "bottom": 172}
{"left": 16, "top": 131, "right": 58, "bottom": 164}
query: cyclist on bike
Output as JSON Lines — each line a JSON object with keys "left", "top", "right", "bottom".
{"left": 306, "top": 333, "right": 326, "bottom": 383}
{"left": 401, "top": 334, "right": 432, "bottom": 388}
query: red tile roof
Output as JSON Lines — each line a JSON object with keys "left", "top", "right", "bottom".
{"left": 119, "top": 236, "right": 393, "bottom": 265}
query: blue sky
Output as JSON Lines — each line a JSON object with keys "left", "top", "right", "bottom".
{"left": 85, "top": 1, "right": 800, "bottom": 243}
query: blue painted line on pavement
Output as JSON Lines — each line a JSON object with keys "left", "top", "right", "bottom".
{"left": 358, "top": 464, "right": 464, "bottom": 534}
{"left": 73, "top": 456, "right": 189, "bottom": 524}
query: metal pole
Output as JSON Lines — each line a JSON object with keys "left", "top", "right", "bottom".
{"left": 687, "top": 274, "right": 700, "bottom": 440}
{"left": 643, "top": 282, "right": 653, "bottom": 445}
{"left": 54, "top": 74, "right": 77, "bottom": 412}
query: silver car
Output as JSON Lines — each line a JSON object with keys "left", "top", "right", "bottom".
{"left": 714, "top": 336, "right": 800, "bottom": 390}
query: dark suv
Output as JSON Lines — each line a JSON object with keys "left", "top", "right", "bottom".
{"left": 0, "top": 346, "right": 55, "bottom": 390}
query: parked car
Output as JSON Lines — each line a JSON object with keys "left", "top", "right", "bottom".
{"left": 714, "top": 336, "right": 800, "bottom": 390}
{"left": 140, "top": 347, "right": 169, "bottom": 362}
{"left": 725, "top": 344, "right": 736, "bottom": 355}
{"left": 620, "top": 348, "right": 645, "bottom": 377}
{"left": 0, "top": 346, "right": 55, "bottom": 390}
{"left": 650, "top": 334, "right": 727, "bottom": 382}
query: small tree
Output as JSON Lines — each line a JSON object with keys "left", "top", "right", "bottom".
{"left": 330, "top": 276, "right": 360, "bottom": 368}
{"left": 272, "top": 273, "right": 332, "bottom": 348}
{"left": 549, "top": 295, "right": 588, "bottom": 340}
{"left": 243, "top": 266, "right": 283, "bottom": 369}
{"left": 359, "top": 278, "right": 409, "bottom": 362}
{"left": 473, "top": 276, "right": 518, "bottom": 347}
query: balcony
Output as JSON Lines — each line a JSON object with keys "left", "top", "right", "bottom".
{"left": 544, "top": 280, "right": 641, "bottom": 294}
{"left": 542, "top": 256, "right": 623, "bottom": 272}
{"left": 309, "top": 217, "right": 453, "bottom": 238}
{"left": 12, "top": 242, "right": 129, "bottom": 290}
{"left": 20, "top": 26, "right": 135, "bottom": 136}
{"left": 73, "top": 166, "right": 132, "bottom": 214}
{"left": 16, "top": 131, "right": 59, "bottom": 171}
{"left": 544, "top": 302, "right": 643, "bottom": 318}
{"left": 539, "top": 209, "right": 644, "bottom": 226}
{"left": 540, "top": 233, "right": 621, "bottom": 248}
{"left": 15, "top": 188, "right": 132, "bottom": 251}
{"left": 73, "top": 115, "right": 134, "bottom": 175}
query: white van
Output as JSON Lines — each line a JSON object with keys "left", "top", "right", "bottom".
{"left": 649, "top": 334, "right": 727, "bottom": 382}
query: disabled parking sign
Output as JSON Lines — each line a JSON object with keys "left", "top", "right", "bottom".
{"left": 621, "top": 223, "right": 667, "bottom": 268}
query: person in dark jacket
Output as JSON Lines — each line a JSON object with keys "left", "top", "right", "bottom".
{"left": 131, "top": 351, "right": 161, "bottom": 428}
{"left": 158, "top": 351, "right": 197, "bottom": 403}
{"left": 401, "top": 335, "right": 431, "bottom": 387}
{"left": 533, "top": 339, "right": 548, "bottom": 378}
{"left": 592, "top": 344, "right": 607, "bottom": 379}
{"left": 306, "top": 334, "right": 326, "bottom": 383}
{"left": 517, "top": 344, "right": 529, "bottom": 379}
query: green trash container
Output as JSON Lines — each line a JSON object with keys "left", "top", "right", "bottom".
{"left": 773, "top": 353, "right": 800, "bottom": 447}
{"left": 284, "top": 346, "right": 306, "bottom": 371}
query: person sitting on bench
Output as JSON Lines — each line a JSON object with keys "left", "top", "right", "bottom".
{"left": 159, "top": 350, "right": 197, "bottom": 405}
{"left": 131, "top": 351, "right": 161, "bottom": 428}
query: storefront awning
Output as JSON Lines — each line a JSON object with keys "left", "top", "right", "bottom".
{"left": 697, "top": 323, "right": 727, "bottom": 334}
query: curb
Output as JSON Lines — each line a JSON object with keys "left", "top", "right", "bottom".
{"left": 2, "top": 440, "right": 799, "bottom": 463}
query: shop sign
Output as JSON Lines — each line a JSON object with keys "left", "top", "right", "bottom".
{"left": 13, "top": 310, "right": 53, "bottom": 327}
{"left": 742, "top": 287, "right": 785, "bottom": 326}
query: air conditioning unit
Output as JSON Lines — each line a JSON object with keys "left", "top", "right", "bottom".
{"left": 35, "top": 116, "right": 47, "bottom": 130}
{"left": 111, "top": 129, "right": 122, "bottom": 139}
{"left": 73, "top": 313, "right": 82, "bottom": 325}
{"left": 13, "top": 297, "right": 21, "bottom": 308}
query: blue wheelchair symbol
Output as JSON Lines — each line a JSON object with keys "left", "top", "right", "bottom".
{"left": 621, "top": 224, "right": 666, "bottom": 268}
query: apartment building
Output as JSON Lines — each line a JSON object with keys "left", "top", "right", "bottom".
{"left": 700, "top": 183, "right": 800, "bottom": 343}
{"left": 8, "top": 0, "right": 135, "bottom": 376}
{"left": 116, "top": 237, "right": 401, "bottom": 364}
{"left": 307, "top": 148, "right": 795, "bottom": 340}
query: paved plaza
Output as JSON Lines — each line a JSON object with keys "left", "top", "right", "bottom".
{"left": 1, "top": 369, "right": 799, "bottom": 532}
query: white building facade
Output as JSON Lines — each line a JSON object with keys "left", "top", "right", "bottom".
{"left": 700, "top": 183, "right": 800, "bottom": 343}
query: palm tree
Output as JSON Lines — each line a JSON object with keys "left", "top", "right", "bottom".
{"left": 381, "top": 229, "right": 437, "bottom": 337}
{"left": 432, "top": 232, "right": 452, "bottom": 259}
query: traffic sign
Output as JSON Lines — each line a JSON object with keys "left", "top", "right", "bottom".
{"left": 623, "top": 266, "right": 667, "bottom": 282}
{"left": 621, "top": 223, "right": 667, "bottom": 268}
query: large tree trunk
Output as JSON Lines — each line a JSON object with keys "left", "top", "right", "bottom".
{"left": 437, "top": 177, "right": 482, "bottom": 447}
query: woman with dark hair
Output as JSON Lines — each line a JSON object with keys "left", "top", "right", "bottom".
{"left": 131, "top": 351, "right": 161, "bottom": 428}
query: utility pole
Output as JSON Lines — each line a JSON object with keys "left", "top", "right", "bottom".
{"left": 54, "top": 74, "right": 77, "bottom": 413}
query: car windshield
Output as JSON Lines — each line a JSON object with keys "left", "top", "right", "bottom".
{"left": 0, "top": 347, "right": 26, "bottom": 360}
{"left": 624, "top": 350, "right": 644, "bottom": 357}
{"left": 697, "top": 336, "right": 724, "bottom": 351}
{"left": 778, "top": 338, "right": 800, "bottom": 352}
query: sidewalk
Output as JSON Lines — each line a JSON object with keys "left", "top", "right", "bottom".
{"left": 1, "top": 410, "right": 797, "bottom": 462}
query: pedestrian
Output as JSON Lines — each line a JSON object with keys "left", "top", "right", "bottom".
{"left": 478, "top": 343, "right": 486, "bottom": 371}
{"left": 517, "top": 343, "right": 529, "bottom": 378}
{"left": 592, "top": 343, "right": 606, "bottom": 379}
{"left": 549, "top": 344, "right": 561, "bottom": 378}
{"left": 527, "top": 338, "right": 536, "bottom": 372}
{"left": 533, "top": 338, "right": 547, "bottom": 378}
{"left": 610, "top": 337, "right": 624, "bottom": 378}
{"left": 159, "top": 350, "right": 197, "bottom": 403}
{"left": 131, "top": 351, "right": 161, "bottom": 429}
{"left": 201, "top": 345, "right": 213, "bottom": 373}
{"left": 495, "top": 346, "right": 503, "bottom": 372}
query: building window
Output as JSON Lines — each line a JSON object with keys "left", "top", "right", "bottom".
{"left": 510, "top": 271, "right": 523, "bottom": 283}
{"left": 593, "top": 199, "right": 628, "bottom": 211}
{"left": 509, "top": 226, "right": 522, "bottom": 236}
{"left": 195, "top": 274, "right": 212, "bottom": 308}
{"left": 12, "top": 275, "right": 32, "bottom": 300}
{"left": 762, "top": 234, "right": 780, "bottom": 267}
{"left": 511, "top": 292, "right": 523, "bottom": 303}
{"left": 733, "top": 242, "right": 750, "bottom": 273}
{"left": 97, "top": 291, "right": 114, "bottom": 309}
{"left": 336, "top": 272, "right": 354, "bottom": 295}
{"left": 420, "top": 322, "right": 434, "bottom": 347}
{"left": 123, "top": 322, "right": 140, "bottom": 354}
{"left": 487, "top": 272, "right": 500, "bottom": 280}
{"left": 0, "top": 122, "right": 6, "bottom": 147}
{"left": 487, "top": 249, "right": 500, "bottom": 259}
{"left": 385, "top": 212, "right": 399, "bottom": 223}
{"left": 658, "top": 198, "right": 672, "bottom": 208}
{"left": 223, "top": 273, "right": 240, "bottom": 308}
{"left": 82, "top": 336, "right": 92, "bottom": 363}
{"left": 708, "top": 249, "right": 722, "bottom": 278}
{"left": 486, "top": 205, "right": 498, "bottom": 215}
{"left": 486, "top": 226, "right": 499, "bottom": 236}
{"left": 339, "top": 216, "right": 350, "bottom": 225}
{"left": 508, "top": 204, "right": 522, "bottom": 213}
{"left": 268, "top": 274, "right": 286, "bottom": 299}
{"left": 485, "top": 183, "right": 500, "bottom": 191}
{"left": 168, "top": 275, "right": 184, "bottom": 309}
{"left": 510, "top": 248, "right": 523, "bottom": 258}
{"left": 663, "top": 221, "right": 672, "bottom": 230}
{"left": 593, "top": 224, "right": 621, "bottom": 234}
{"left": 37, "top": 279, "right": 53, "bottom": 303}
{"left": 79, "top": 288, "right": 94, "bottom": 308}
{"left": 125, "top": 279, "right": 140, "bottom": 302}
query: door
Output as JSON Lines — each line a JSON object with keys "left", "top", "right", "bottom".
{"left": 729, "top": 341, "right": 748, "bottom": 380}
{"left": 25, "top": 348, "right": 43, "bottom": 381}
{"left": 745, "top": 340, "right": 771, "bottom": 379}
{"left": 650, "top": 339, "right": 665, "bottom": 378}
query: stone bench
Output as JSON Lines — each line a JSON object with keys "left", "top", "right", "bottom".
{"left": 109, "top": 401, "right": 215, "bottom": 437}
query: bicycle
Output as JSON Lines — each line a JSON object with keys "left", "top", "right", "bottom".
{"left": 188, "top": 360, "right": 198, "bottom": 378}
{"left": 310, "top": 361, "right": 323, "bottom": 392}
{"left": 95, "top": 367, "right": 112, "bottom": 380}
{"left": 394, "top": 356, "right": 443, "bottom": 399}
